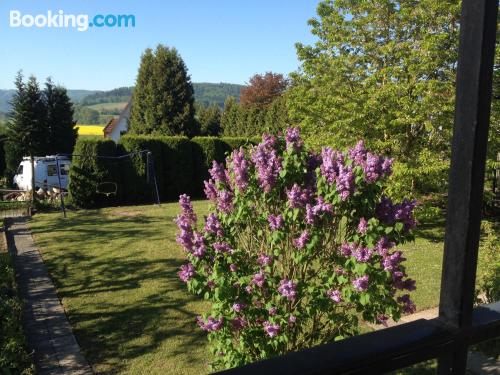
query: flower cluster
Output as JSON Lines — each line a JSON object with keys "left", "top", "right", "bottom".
{"left": 175, "top": 128, "right": 418, "bottom": 370}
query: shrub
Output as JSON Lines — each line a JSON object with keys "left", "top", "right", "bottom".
{"left": 118, "top": 135, "right": 164, "bottom": 204}
{"left": 191, "top": 137, "right": 228, "bottom": 196}
{"left": 175, "top": 129, "right": 418, "bottom": 370}
{"left": 159, "top": 136, "right": 194, "bottom": 200}
{"left": 477, "top": 221, "right": 500, "bottom": 303}
{"left": 0, "top": 252, "right": 35, "bottom": 374}
{"left": 68, "top": 137, "right": 118, "bottom": 208}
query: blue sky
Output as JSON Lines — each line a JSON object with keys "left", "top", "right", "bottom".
{"left": 0, "top": 0, "right": 319, "bottom": 90}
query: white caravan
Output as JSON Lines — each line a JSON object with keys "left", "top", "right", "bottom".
{"left": 13, "top": 156, "right": 71, "bottom": 191}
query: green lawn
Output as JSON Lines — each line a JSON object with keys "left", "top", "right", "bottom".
{"left": 30, "top": 202, "right": 211, "bottom": 375}
{"left": 27, "top": 201, "right": 477, "bottom": 374}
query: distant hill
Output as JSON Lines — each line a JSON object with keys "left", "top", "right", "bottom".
{"left": 0, "top": 82, "right": 243, "bottom": 125}
{"left": 0, "top": 82, "right": 243, "bottom": 114}
{"left": 0, "top": 89, "right": 99, "bottom": 113}
{"left": 193, "top": 83, "right": 243, "bottom": 107}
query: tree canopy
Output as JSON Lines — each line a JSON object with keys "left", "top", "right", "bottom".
{"left": 240, "top": 72, "right": 288, "bottom": 108}
{"left": 287, "top": 0, "right": 461, "bottom": 196}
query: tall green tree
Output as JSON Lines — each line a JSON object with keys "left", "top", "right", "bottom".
{"left": 129, "top": 45, "right": 198, "bottom": 137}
{"left": 197, "top": 103, "right": 222, "bottom": 136}
{"left": 288, "top": 0, "right": 460, "bottom": 195}
{"left": 44, "top": 78, "right": 77, "bottom": 155}
{"left": 6, "top": 73, "right": 47, "bottom": 196}
{"left": 221, "top": 96, "right": 240, "bottom": 136}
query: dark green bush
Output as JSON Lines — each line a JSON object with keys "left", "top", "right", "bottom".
{"left": 0, "top": 252, "right": 35, "bottom": 374}
{"left": 159, "top": 136, "right": 194, "bottom": 200}
{"left": 68, "top": 136, "right": 258, "bottom": 206}
{"left": 191, "top": 137, "right": 228, "bottom": 196}
{"left": 118, "top": 135, "right": 164, "bottom": 204}
{"left": 68, "top": 137, "right": 118, "bottom": 208}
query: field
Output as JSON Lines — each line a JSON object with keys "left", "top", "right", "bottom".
{"left": 75, "top": 125, "right": 105, "bottom": 136}
{"left": 86, "top": 102, "right": 129, "bottom": 112}
{"left": 28, "top": 200, "right": 459, "bottom": 374}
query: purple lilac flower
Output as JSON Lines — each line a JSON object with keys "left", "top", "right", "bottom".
{"left": 306, "top": 197, "right": 333, "bottom": 224}
{"left": 382, "top": 251, "right": 405, "bottom": 272}
{"left": 213, "top": 242, "right": 233, "bottom": 254}
{"left": 288, "top": 315, "right": 297, "bottom": 325}
{"left": 349, "top": 140, "right": 367, "bottom": 166}
{"left": 204, "top": 213, "right": 224, "bottom": 237}
{"left": 285, "top": 127, "right": 304, "bottom": 151}
{"left": 175, "top": 214, "right": 194, "bottom": 251}
{"left": 278, "top": 279, "right": 297, "bottom": 301}
{"left": 230, "top": 148, "right": 250, "bottom": 191}
{"left": 209, "top": 161, "right": 229, "bottom": 185}
{"left": 335, "top": 267, "right": 347, "bottom": 275}
{"left": 207, "top": 280, "right": 216, "bottom": 289}
{"left": 376, "top": 196, "right": 417, "bottom": 230}
{"left": 336, "top": 163, "right": 355, "bottom": 200}
{"left": 252, "top": 270, "right": 266, "bottom": 288}
{"left": 353, "top": 246, "right": 372, "bottom": 263}
{"left": 340, "top": 243, "right": 355, "bottom": 257}
{"left": 192, "top": 232, "right": 206, "bottom": 258}
{"left": 286, "top": 183, "right": 311, "bottom": 208}
{"left": 245, "top": 285, "right": 253, "bottom": 294}
{"left": 229, "top": 263, "right": 237, "bottom": 272}
{"left": 257, "top": 253, "right": 273, "bottom": 266}
{"left": 268, "top": 214, "right": 284, "bottom": 231}
{"left": 349, "top": 141, "right": 393, "bottom": 183}
{"left": 217, "top": 189, "right": 234, "bottom": 213}
{"left": 377, "top": 315, "right": 389, "bottom": 327}
{"left": 305, "top": 204, "right": 315, "bottom": 224}
{"left": 204, "top": 179, "right": 218, "bottom": 201}
{"left": 251, "top": 134, "right": 283, "bottom": 192}
{"left": 268, "top": 307, "right": 277, "bottom": 316}
{"left": 232, "top": 303, "right": 246, "bottom": 313}
{"left": 398, "top": 294, "right": 416, "bottom": 314}
{"left": 263, "top": 321, "right": 280, "bottom": 338}
{"left": 293, "top": 230, "right": 310, "bottom": 249}
{"left": 358, "top": 217, "right": 368, "bottom": 234}
{"left": 327, "top": 289, "right": 343, "bottom": 303}
{"left": 178, "top": 263, "right": 195, "bottom": 283}
{"left": 353, "top": 275, "right": 369, "bottom": 292}
{"left": 320, "top": 147, "right": 342, "bottom": 183}
{"left": 306, "top": 152, "right": 322, "bottom": 185}
{"left": 231, "top": 317, "right": 246, "bottom": 331}
{"left": 179, "top": 194, "right": 197, "bottom": 222}
{"left": 197, "top": 316, "right": 224, "bottom": 332}
{"left": 376, "top": 236, "right": 395, "bottom": 256}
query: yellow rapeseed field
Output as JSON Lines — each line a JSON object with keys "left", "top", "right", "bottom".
{"left": 75, "top": 125, "right": 105, "bottom": 136}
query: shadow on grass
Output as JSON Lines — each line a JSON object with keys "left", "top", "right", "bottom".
{"left": 413, "top": 216, "right": 446, "bottom": 243}
{"left": 25, "top": 211, "right": 209, "bottom": 374}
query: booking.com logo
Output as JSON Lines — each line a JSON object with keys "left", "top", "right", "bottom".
{"left": 9, "top": 10, "right": 136, "bottom": 31}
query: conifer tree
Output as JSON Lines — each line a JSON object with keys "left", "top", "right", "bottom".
{"left": 44, "top": 78, "right": 77, "bottom": 155}
{"left": 130, "top": 45, "right": 198, "bottom": 136}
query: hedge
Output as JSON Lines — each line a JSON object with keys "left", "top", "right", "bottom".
{"left": 68, "top": 137, "right": 119, "bottom": 208}
{"left": 68, "top": 136, "right": 258, "bottom": 207}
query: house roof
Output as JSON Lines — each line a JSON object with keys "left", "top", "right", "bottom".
{"left": 103, "top": 100, "right": 131, "bottom": 138}
{"left": 103, "top": 117, "right": 118, "bottom": 137}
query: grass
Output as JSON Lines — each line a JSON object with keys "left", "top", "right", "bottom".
{"left": 30, "top": 201, "right": 211, "bottom": 374}
{"left": 27, "top": 201, "right": 492, "bottom": 373}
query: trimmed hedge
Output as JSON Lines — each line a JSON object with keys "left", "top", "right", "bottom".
{"left": 68, "top": 136, "right": 258, "bottom": 207}
{"left": 68, "top": 137, "right": 119, "bottom": 208}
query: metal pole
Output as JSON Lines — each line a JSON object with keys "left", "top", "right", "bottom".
{"left": 55, "top": 156, "right": 67, "bottom": 218}
{"left": 437, "top": 0, "right": 498, "bottom": 373}
{"left": 148, "top": 151, "right": 161, "bottom": 206}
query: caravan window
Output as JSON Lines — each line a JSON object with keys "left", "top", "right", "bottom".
{"left": 60, "top": 164, "right": 70, "bottom": 176}
{"left": 47, "top": 165, "right": 57, "bottom": 176}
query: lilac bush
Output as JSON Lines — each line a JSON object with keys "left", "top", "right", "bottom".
{"left": 175, "top": 129, "right": 417, "bottom": 370}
